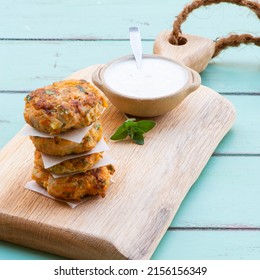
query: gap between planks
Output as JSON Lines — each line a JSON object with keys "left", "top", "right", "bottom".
{"left": 212, "top": 153, "right": 260, "bottom": 157}
{"left": 168, "top": 227, "right": 260, "bottom": 231}
{"left": 0, "top": 38, "right": 154, "bottom": 42}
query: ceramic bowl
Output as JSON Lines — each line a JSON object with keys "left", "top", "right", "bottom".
{"left": 92, "top": 54, "right": 201, "bottom": 117}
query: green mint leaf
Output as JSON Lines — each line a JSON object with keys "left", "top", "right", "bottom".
{"left": 124, "top": 120, "right": 138, "bottom": 130}
{"left": 127, "top": 127, "right": 135, "bottom": 140}
{"left": 133, "top": 132, "right": 144, "bottom": 145}
{"left": 110, "top": 124, "right": 128, "bottom": 141}
{"left": 111, "top": 130, "right": 128, "bottom": 140}
{"left": 110, "top": 118, "right": 156, "bottom": 144}
{"left": 137, "top": 120, "right": 156, "bottom": 132}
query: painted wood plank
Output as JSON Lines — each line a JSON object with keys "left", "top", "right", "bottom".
{"left": 204, "top": 51, "right": 260, "bottom": 93}
{"left": 215, "top": 95, "right": 260, "bottom": 154}
{"left": 2, "top": 230, "right": 260, "bottom": 260}
{"left": 0, "top": 41, "right": 259, "bottom": 92}
{"left": 0, "top": 41, "right": 151, "bottom": 91}
{"left": 0, "top": 94, "right": 26, "bottom": 149}
{"left": 1, "top": 94, "right": 260, "bottom": 154}
{"left": 0, "top": 0, "right": 259, "bottom": 40}
{"left": 170, "top": 156, "right": 260, "bottom": 227}
{"left": 152, "top": 230, "right": 260, "bottom": 260}
{"left": 0, "top": 241, "right": 63, "bottom": 260}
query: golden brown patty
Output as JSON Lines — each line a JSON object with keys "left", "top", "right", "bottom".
{"left": 32, "top": 163, "right": 115, "bottom": 201}
{"left": 24, "top": 80, "right": 107, "bottom": 135}
{"left": 34, "top": 150, "right": 103, "bottom": 175}
{"left": 31, "top": 163, "right": 49, "bottom": 189}
{"left": 30, "top": 121, "right": 102, "bottom": 156}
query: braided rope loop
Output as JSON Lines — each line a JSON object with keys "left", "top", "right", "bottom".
{"left": 169, "top": 0, "right": 260, "bottom": 57}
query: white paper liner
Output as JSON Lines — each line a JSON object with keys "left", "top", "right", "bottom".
{"left": 41, "top": 137, "right": 109, "bottom": 169}
{"left": 20, "top": 123, "right": 94, "bottom": 143}
{"left": 25, "top": 177, "right": 114, "bottom": 208}
{"left": 51, "top": 153, "right": 115, "bottom": 178}
{"left": 25, "top": 181, "right": 92, "bottom": 208}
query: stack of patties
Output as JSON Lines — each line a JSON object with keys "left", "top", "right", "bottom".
{"left": 24, "top": 80, "right": 115, "bottom": 201}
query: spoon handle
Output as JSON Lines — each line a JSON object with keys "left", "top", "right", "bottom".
{"left": 129, "top": 27, "right": 142, "bottom": 69}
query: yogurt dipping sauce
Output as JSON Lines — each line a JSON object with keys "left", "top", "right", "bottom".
{"left": 103, "top": 57, "right": 189, "bottom": 99}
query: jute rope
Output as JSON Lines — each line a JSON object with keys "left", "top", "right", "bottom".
{"left": 169, "top": 0, "right": 260, "bottom": 57}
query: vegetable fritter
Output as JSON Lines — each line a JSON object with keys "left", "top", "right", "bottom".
{"left": 24, "top": 80, "right": 107, "bottom": 135}
{"left": 32, "top": 163, "right": 115, "bottom": 201}
{"left": 30, "top": 121, "right": 102, "bottom": 156}
{"left": 34, "top": 150, "right": 103, "bottom": 175}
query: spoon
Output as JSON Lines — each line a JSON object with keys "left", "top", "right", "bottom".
{"left": 129, "top": 27, "right": 142, "bottom": 69}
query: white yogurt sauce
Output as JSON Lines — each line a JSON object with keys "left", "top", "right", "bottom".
{"left": 104, "top": 57, "right": 188, "bottom": 98}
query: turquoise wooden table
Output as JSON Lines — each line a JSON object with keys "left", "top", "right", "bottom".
{"left": 0, "top": 0, "right": 260, "bottom": 260}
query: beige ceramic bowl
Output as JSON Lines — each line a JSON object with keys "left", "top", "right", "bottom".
{"left": 92, "top": 54, "right": 201, "bottom": 117}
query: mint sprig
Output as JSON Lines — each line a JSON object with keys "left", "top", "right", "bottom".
{"left": 110, "top": 118, "right": 156, "bottom": 145}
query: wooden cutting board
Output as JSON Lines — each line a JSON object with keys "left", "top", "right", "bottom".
{"left": 0, "top": 65, "right": 236, "bottom": 260}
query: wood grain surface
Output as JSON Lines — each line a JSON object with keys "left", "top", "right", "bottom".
{"left": 0, "top": 65, "right": 235, "bottom": 259}
{"left": 154, "top": 32, "right": 215, "bottom": 73}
